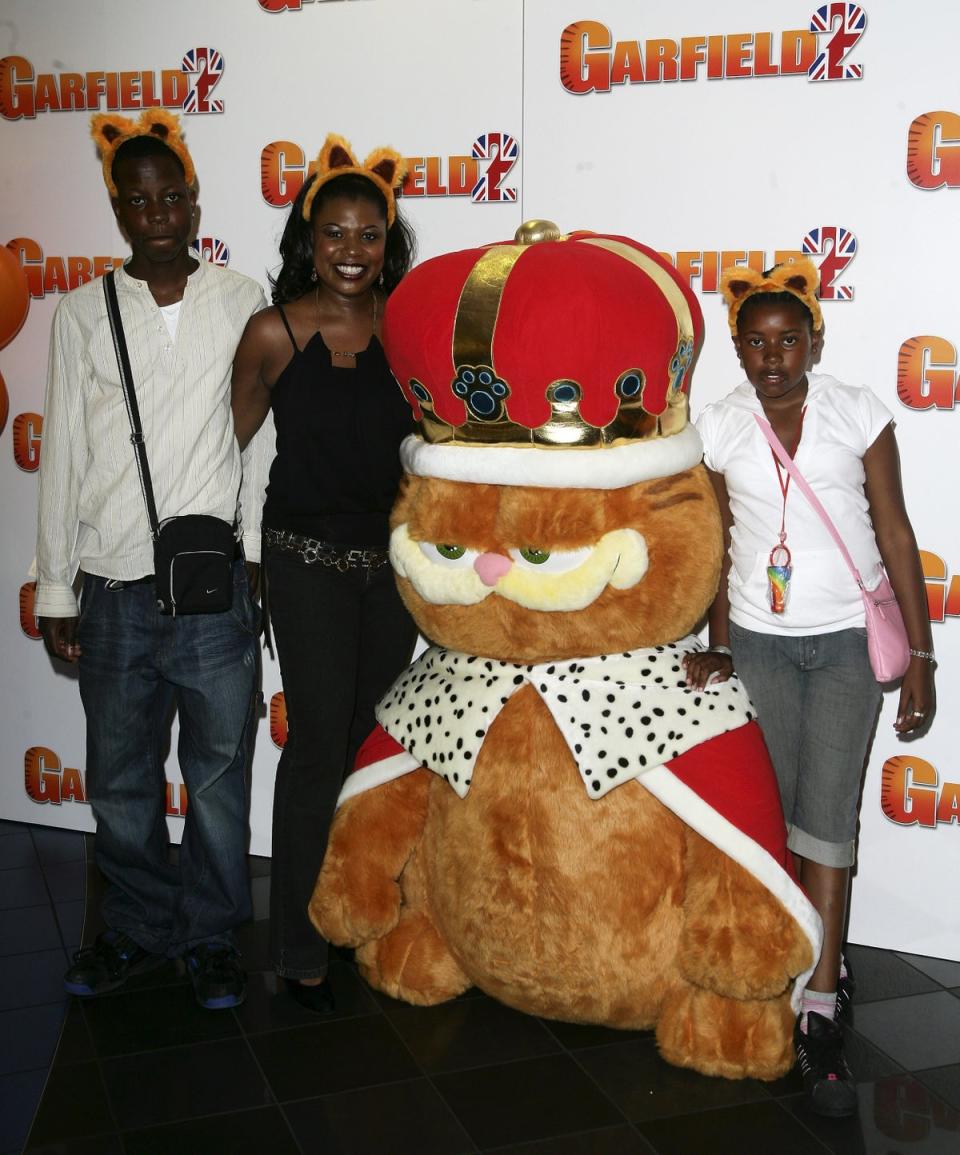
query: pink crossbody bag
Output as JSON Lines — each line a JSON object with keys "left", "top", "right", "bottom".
{"left": 754, "top": 415, "right": 910, "bottom": 683}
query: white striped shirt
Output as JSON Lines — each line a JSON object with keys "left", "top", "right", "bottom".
{"left": 35, "top": 260, "right": 270, "bottom": 617}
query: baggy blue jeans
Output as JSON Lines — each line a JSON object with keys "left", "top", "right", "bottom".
{"left": 77, "top": 561, "right": 258, "bottom": 956}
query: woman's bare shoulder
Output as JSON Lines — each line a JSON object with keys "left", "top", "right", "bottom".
{"left": 243, "top": 303, "right": 285, "bottom": 339}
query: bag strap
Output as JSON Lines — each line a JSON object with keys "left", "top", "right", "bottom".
{"left": 753, "top": 413, "right": 866, "bottom": 591}
{"left": 103, "top": 270, "right": 160, "bottom": 540}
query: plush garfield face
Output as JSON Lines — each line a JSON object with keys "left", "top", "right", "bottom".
{"left": 390, "top": 465, "right": 723, "bottom": 664}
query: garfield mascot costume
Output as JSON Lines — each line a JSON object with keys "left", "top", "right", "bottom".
{"left": 310, "top": 222, "right": 821, "bottom": 1079}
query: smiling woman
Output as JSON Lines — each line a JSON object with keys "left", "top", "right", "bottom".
{"left": 230, "top": 133, "right": 419, "bottom": 1016}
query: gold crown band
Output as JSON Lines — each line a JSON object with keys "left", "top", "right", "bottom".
{"left": 452, "top": 244, "right": 529, "bottom": 370}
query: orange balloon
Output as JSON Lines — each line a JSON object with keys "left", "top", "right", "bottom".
{"left": 0, "top": 370, "right": 8, "bottom": 437}
{"left": 0, "top": 244, "right": 30, "bottom": 348}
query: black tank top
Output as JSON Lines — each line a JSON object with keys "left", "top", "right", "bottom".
{"left": 262, "top": 305, "right": 414, "bottom": 546}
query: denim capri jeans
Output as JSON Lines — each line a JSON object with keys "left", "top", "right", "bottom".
{"left": 729, "top": 623, "right": 882, "bottom": 868}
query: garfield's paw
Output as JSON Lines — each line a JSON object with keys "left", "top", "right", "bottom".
{"left": 680, "top": 835, "right": 814, "bottom": 999}
{"left": 308, "top": 770, "right": 433, "bottom": 946}
{"left": 309, "top": 861, "right": 401, "bottom": 947}
{"left": 356, "top": 909, "right": 472, "bottom": 1005}
{"left": 657, "top": 985, "right": 795, "bottom": 1081}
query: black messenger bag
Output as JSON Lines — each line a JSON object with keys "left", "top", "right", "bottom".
{"left": 103, "top": 270, "right": 235, "bottom": 615}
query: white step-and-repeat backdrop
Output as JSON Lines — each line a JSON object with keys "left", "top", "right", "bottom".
{"left": 1, "top": 0, "right": 956, "bottom": 961}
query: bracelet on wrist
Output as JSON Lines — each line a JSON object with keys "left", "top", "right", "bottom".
{"left": 708, "top": 645, "right": 733, "bottom": 658}
{"left": 909, "top": 648, "right": 936, "bottom": 663}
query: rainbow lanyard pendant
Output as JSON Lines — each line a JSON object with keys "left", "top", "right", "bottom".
{"left": 767, "top": 538, "right": 792, "bottom": 615}
{"left": 766, "top": 411, "right": 804, "bottom": 618}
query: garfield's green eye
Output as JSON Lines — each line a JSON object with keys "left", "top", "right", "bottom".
{"left": 436, "top": 544, "right": 466, "bottom": 560}
{"left": 519, "top": 547, "right": 551, "bottom": 565}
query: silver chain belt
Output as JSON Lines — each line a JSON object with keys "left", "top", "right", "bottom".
{"left": 264, "top": 528, "right": 391, "bottom": 572}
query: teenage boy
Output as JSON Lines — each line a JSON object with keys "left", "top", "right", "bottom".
{"left": 35, "top": 111, "right": 268, "bottom": 1009}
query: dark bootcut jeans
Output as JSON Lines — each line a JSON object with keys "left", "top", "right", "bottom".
{"left": 77, "top": 562, "right": 258, "bottom": 957}
{"left": 265, "top": 545, "right": 418, "bottom": 980}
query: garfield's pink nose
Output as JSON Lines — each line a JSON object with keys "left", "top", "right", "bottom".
{"left": 474, "top": 552, "right": 513, "bottom": 586}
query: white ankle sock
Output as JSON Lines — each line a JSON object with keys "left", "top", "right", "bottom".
{"left": 800, "top": 988, "right": 837, "bottom": 1032}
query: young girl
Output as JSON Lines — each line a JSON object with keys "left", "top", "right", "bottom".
{"left": 684, "top": 259, "right": 935, "bottom": 1117}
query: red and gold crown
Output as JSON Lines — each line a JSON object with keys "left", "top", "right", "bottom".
{"left": 383, "top": 221, "right": 705, "bottom": 489}
{"left": 91, "top": 110, "right": 195, "bottom": 197}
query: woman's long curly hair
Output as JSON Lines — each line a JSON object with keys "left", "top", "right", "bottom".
{"left": 269, "top": 172, "right": 416, "bottom": 305}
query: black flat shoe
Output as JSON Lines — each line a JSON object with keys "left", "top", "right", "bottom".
{"left": 284, "top": 977, "right": 336, "bottom": 1015}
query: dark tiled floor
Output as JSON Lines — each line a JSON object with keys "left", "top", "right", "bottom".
{"left": 3, "top": 816, "right": 959, "bottom": 1155}
{"left": 0, "top": 819, "right": 87, "bottom": 1154}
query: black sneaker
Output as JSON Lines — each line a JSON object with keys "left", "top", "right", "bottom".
{"left": 184, "top": 944, "right": 246, "bottom": 1010}
{"left": 795, "top": 1011, "right": 858, "bottom": 1117}
{"left": 836, "top": 958, "right": 856, "bottom": 1022}
{"left": 64, "top": 930, "right": 165, "bottom": 997}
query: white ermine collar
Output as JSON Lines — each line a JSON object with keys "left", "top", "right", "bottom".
{"left": 376, "top": 638, "right": 756, "bottom": 800}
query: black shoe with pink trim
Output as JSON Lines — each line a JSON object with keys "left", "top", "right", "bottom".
{"left": 795, "top": 1011, "right": 857, "bottom": 1117}
{"left": 835, "top": 959, "right": 856, "bottom": 1022}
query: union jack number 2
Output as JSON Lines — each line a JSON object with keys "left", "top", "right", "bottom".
{"left": 471, "top": 133, "right": 519, "bottom": 203}
{"left": 802, "top": 225, "right": 858, "bottom": 301}
{"left": 808, "top": 4, "right": 866, "bottom": 82}
{"left": 181, "top": 47, "right": 224, "bottom": 114}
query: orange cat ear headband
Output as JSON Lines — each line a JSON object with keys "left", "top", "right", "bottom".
{"left": 719, "top": 257, "right": 823, "bottom": 334}
{"left": 301, "top": 133, "right": 407, "bottom": 227}
{"left": 91, "top": 110, "right": 196, "bottom": 197}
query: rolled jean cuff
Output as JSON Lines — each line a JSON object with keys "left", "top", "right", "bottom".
{"left": 787, "top": 824, "right": 856, "bottom": 869}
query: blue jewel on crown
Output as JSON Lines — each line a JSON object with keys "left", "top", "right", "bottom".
{"left": 411, "top": 381, "right": 433, "bottom": 405}
{"left": 616, "top": 371, "right": 643, "bottom": 399}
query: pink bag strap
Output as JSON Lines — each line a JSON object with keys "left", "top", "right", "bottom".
{"left": 753, "top": 414, "right": 867, "bottom": 592}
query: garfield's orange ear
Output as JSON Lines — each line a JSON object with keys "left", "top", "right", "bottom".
{"left": 724, "top": 278, "right": 755, "bottom": 300}
{"left": 328, "top": 143, "right": 353, "bottom": 169}
{"left": 90, "top": 109, "right": 196, "bottom": 197}
{"left": 365, "top": 147, "right": 407, "bottom": 191}
{"left": 769, "top": 257, "right": 820, "bottom": 294}
{"left": 719, "top": 265, "right": 764, "bottom": 308}
{"left": 302, "top": 135, "right": 406, "bottom": 226}
{"left": 720, "top": 256, "right": 823, "bottom": 334}
{"left": 318, "top": 134, "right": 358, "bottom": 174}
{"left": 370, "top": 157, "right": 397, "bottom": 185}
{"left": 138, "top": 109, "right": 181, "bottom": 144}
{"left": 90, "top": 113, "right": 135, "bottom": 151}
{"left": 782, "top": 273, "right": 810, "bottom": 293}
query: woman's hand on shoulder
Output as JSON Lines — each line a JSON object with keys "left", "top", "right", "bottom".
{"left": 682, "top": 649, "right": 734, "bottom": 690}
